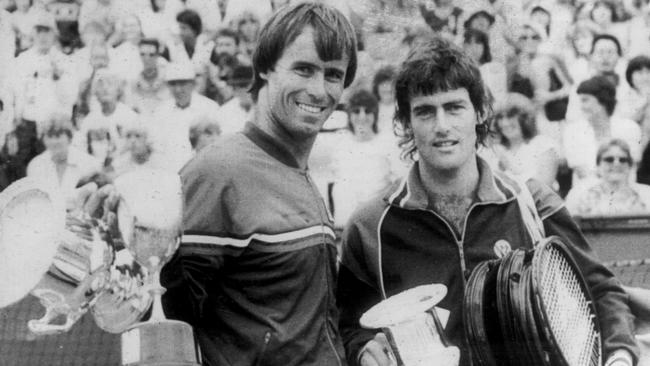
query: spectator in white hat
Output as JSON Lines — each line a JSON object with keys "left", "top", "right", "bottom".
{"left": 152, "top": 62, "right": 220, "bottom": 172}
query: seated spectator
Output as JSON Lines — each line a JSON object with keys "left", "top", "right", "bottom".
{"left": 589, "top": 0, "right": 630, "bottom": 54}
{"left": 111, "top": 14, "right": 145, "bottom": 81}
{"left": 112, "top": 120, "right": 163, "bottom": 177}
{"left": 74, "top": 42, "right": 113, "bottom": 123}
{"left": 417, "top": 0, "right": 464, "bottom": 42}
{"left": 10, "top": 0, "right": 39, "bottom": 53}
{"left": 566, "top": 139, "right": 650, "bottom": 216}
{"left": 234, "top": 11, "right": 261, "bottom": 64}
{"left": 124, "top": 38, "right": 170, "bottom": 115}
{"left": 463, "top": 28, "right": 507, "bottom": 102}
{"left": 0, "top": 131, "right": 25, "bottom": 190}
{"left": 85, "top": 127, "right": 116, "bottom": 176}
{"left": 164, "top": 9, "right": 213, "bottom": 78}
{"left": 152, "top": 62, "right": 220, "bottom": 172}
{"left": 205, "top": 51, "right": 237, "bottom": 105}
{"left": 371, "top": 65, "right": 397, "bottom": 138}
{"left": 330, "top": 89, "right": 394, "bottom": 227}
{"left": 27, "top": 114, "right": 101, "bottom": 209}
{"left": 74, "top": 68, "right": 137, "bottom": 151}
{"left": 621, "top": 55, "right": 650, "bottom": 146}
{"left": 189, "top": 116, "right": 221, "bottom": 152}
{"left": 77, "top": 0, "right": 129, "bottom": 43}
{"left": 563, "top": 76, "right": 642, "bottom": 185}
{"left": 491, "top": 93, "right": 560, "bottom": 188}
{"left": 218, "top": 64, "right": 253, "bottom": 136}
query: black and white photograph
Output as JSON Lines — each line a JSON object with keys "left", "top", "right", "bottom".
{"left": 2, "top": 0, "right": 650, "bottom": 365}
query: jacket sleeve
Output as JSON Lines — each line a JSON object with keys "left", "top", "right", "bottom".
{"left": 528, "top": 179, "right": 640, "bottom": 364}
{"left": 337, "top": 209, "right": 383, "bottom": 366}
{"left": 160, "top": 154, "right": 238, "bottom": 326}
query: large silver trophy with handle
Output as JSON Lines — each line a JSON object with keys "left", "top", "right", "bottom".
{"left": 114, "top": 168, "right": 200, "bottom": 366}
{"left": 0, "top": 177, "right": 150, "bottom": 335}
{"left": 0, "top": 168, "right": 199, "bottom": 366}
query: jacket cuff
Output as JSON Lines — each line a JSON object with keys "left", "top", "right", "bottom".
{"left": 605, "top": 349, "right": 634, "bottom": 366}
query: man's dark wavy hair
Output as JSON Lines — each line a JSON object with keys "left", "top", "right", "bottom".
{"left": 249, "top": 2, "right": 357, "bottom": 101}
{"left": 394, "top": 36, "right": 492, "bottom": 160}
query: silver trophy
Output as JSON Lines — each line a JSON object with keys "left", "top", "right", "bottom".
{"left": 360, "top": 284, "right": 460, "bottom": 366}
{"left": 114, "top": 169, "right": 200, "bottom": 366}
{"left": 0, "top": 178, "right": 150, "bottom": 335}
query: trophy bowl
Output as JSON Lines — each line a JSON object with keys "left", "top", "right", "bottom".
{"left": 0, "top": 177, "right": 150, "bottom": 335}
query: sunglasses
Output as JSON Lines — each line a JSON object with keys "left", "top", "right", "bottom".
{"left": 601, "top": 156, "right": 631, "bottom": 164}
{"left": 519, "top": 34, "right": 541, "bottom": 41}
{"left": 350, "top": 107, "right": 374, "bottom": 115}
{"left": 139, "top": 52, "right": 157, "bottom": 57}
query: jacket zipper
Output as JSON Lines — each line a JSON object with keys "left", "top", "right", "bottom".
{"left": 304, "top": 172, "right": 344, "bottom": 366}
{"left": 423, "top": 201, "right": 496, "bottom": 288}
{"left": 255, "top": 332, "right": 272, "bottom": 366}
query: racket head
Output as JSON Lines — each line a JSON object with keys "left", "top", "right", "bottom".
{"left": 530, "top": 236, "right": 602, "bottom": 366}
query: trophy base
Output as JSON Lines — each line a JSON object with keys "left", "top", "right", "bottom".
{"left": 121, "top": 319, "right": 201, "bottom": 366}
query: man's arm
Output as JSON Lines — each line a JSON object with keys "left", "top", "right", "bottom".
{"left": 337, "top": 212, "right": 387, "bottom": 365}
{"left": 160, "top": 154, "right": 239, "bottom": 325}
{"left": 528, "top": 179, "right": 640, "bottom": 365}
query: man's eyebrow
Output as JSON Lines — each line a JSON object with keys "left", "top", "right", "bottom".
{"left": 412, "top": 104, "right": 436, "bottom": 113}
{"left": 443, "top": 99, "right": 469, "bottom": 106}
{"left": 290, "top": 61, "right": 319, "bottom": 69}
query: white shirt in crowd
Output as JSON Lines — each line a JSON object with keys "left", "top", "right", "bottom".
{"left": 217, "top": 97, "right": 251, "bottom": 137}
{"left": 27, "top": 148, "right": 101, "bottom": 209}
{"left": 151, "top": 93, "right": 221, "bottom": 172}
{"left": 563, "top": 116, "right": 642, "bottom": 185}
{"left": 72, "top": 102, "right": 138, "bottom": 152}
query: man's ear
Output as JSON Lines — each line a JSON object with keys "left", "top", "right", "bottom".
{"left": 259, "top": 71, "right": 269, "bottom": 81}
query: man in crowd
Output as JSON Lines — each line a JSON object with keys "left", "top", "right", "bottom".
{"left": 124, "top": 38, "right": 170, "bottom": 115}
{"left": 337, "top": 37, "right": 639, "bottom": 366}
{"left": 153, "top": 61, "right": 220, "bottom": 172}
{"left": 159, "top": 3, "right": 357, "bottom": 365}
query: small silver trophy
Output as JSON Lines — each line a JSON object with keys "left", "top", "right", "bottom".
{"left": 114, "top": 169, "right": 200, "bottom": 366}
{"left": 360, "top": 284, "right": 460, "bottom": 366}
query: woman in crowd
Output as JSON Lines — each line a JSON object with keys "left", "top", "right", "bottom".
{"left": 371, "top": 65, "right": 396, "bottom": 138}
{"left": 566, "top": 139, "right": 650, "bottom": 215}
{"left": 235, "top": 11, "right": 261, "bottom": 64}
{"left": 589, "top": 0, "right": 630, "bottom": 54}
{"left": 463, "top": 28, "right": 507, "bottom": 102}
{"left": 509, "top": 21, "right": 573, "bottom": 124}
{"left": 621, "top": 55, "right": 650, "bottom": 147}
{"left": 112, "top": 120, "right": 161, "bottom": 176}
{"left": 85, "top": 126, "right": 115, "bottom": 176}
{"left": 331, "top": 89, "right": 394, "bottom": 227}
{"left": 491, "top": 92, "right": 560, "bottom": 188}
{"left": 564, "top": 75, "right": 642, "bottom": 185}
{"left": 112, "top": 14, "right": 145, "bottom": 81}
{"left": 27, "top": 114, "right": 101, "bottom": 209}
{"left": 565, "top": 20, "right": 599, "bottom": 83}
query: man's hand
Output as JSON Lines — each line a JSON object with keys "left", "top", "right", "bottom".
{"left": 359, "top": 333, "right": 396, "bottom": 366}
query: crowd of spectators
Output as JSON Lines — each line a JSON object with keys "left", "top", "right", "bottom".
{"left": 2, "top": 0, "right": 650, "bottom": 219}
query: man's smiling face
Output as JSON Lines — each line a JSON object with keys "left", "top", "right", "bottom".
{"left": 409, "top": 88, "right": 479, "bottom": 175}
{"left": 260, "top": 26, "right": 348, "bottom": 139}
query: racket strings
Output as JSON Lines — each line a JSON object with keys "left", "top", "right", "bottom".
{"left": 537, "top": 246, "right": 600, "bottom": 366}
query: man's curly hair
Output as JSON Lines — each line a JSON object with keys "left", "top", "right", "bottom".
{"left": 394, "top": 37, "right": 493, "bottom": 160}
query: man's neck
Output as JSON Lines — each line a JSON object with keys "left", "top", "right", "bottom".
{"left": 142, "top": 67, "right": 158, "bottom": 81}
{"left": 254, "top": 99, "right": 315, "bottom": 170}
{"left": 419, "top": 158, "right": 480, "bottom": 200}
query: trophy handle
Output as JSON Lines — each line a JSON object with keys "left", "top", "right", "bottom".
{"left": 27, "top": 289, "right": 85, "bottom": 335}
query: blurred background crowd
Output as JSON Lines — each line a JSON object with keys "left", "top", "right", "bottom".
{"left": 2, "top": 0, "right": 650, "bottom": 225}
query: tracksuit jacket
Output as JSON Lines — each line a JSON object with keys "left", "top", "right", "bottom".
{"left": 160, "top": 123, "right": 346, "bottom": 366}
{"left": 337, "top": 157, "right": 639, "bottom": 366}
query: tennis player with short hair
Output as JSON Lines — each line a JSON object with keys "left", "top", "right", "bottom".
{"left": 337, "top": 37, "right": 638, "bottom": 366}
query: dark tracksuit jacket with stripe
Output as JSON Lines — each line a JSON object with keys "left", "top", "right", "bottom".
{"left": 160, "top": 123, "right": 346, "bottom": 366}
{"left": 337, "top": 158, "right": 639, "bottom": 366}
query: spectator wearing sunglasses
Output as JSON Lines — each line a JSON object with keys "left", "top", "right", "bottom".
{"left": 563, "top": 75, "right": 642, "bottom": 186}
{"left": 565, "top": 139, "right": 650, "bottom": 216}
{"left": 330, "top": 89, "right": 394, "bottom": 227}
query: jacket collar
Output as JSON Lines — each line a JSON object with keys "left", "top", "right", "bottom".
{"left": 243, "top": 122, "right": 300, "bottom": 169}
{"left": 385, "top": 156, "right": 518, "bottom": 210}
